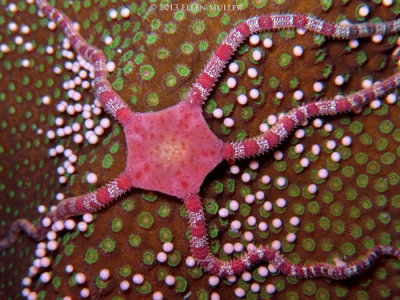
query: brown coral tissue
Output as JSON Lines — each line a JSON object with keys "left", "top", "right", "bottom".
{"left": 1, "top": 0, "right": 400, "bottom": 299}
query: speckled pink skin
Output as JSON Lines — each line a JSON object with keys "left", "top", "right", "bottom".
{"left": 125, "top": 101, "right": 223, "bottom": 199}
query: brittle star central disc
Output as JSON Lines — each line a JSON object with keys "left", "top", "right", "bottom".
{"left": 125, "top": 101, "right": 224, "bottom": 198}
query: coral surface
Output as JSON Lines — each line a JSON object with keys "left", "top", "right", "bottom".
{"left": 1, "top": 0, "right": 400, "bottom": 299}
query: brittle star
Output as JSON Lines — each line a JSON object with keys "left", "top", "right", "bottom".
{"left": 2, "top": 0, "right": 400, "bottom": 283}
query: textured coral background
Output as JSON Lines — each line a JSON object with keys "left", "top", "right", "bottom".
{"left": 1, "top": 0, "right": 400, "bottom": 299}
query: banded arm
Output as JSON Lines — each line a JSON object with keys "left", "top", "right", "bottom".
{"left": 184, "top": 194, "right": 400, "bottom": 278}
{"left": 0, "top": 173, "right": 132, "bottom": 250}
{"left": 221, "top": 72, "right": 400, "bottom": 160}
{"left": 36, "top": 0, "right": 132, "bottom": 125}
{"left": 186, "top": 14, "right": 400, "bottom": 106}
{"left": 52, "top": 172, "right": 132, "bottom": 220}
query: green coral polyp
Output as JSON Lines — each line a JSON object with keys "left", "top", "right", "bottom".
{"left": 307, "top": 201, "right": 320, "bottom": 214}
{"left": 111, "top": 217, "right": 123, "bottom": 232}
{"left": 174, "top": 276, "right": 188, "bottom": 293}
{"left": 333, "top": 220, "right": 346, "bottom": 235}
{"left": 315, "top": 288, "right": 330, "bottom": 300}
{"left": 379, "top": 120, "right": 394, "bottom": 134}
{"left": 157, "top": 268, "right": 168, "bottom": 281}
{"left": 378, "top": 212, "right": 391, "bottom": 225}
{"left": 137, "top": 212, "right": 154, "bottom": 229}
{"left": 330, "top": 202, "right": 343, "bottom": 217}
{"left": 376, "top": 195, "right": 388, "bottom": 207}
{"left": 192, "top": 21, "right": 205, "bottom": 35}
{"left": 319, "top": 216, "right": 331, "bottom": 231}
{"left": 168, "top": 250, "right": 182, "bottom": 267}
{"left": 279, "top": 53, "right": 292, "bottom": 67}
{"left": 357, "top": 174, "right": 369, "bottom": 188}
{"left": 119, "top": 265, "right": 132, "bottom": 277}
{"left": 143, "top": 251, "right": 155, "bottom": 265}
{"left": 157, "top": 48, "right": 169, "bottom": 59}
{"left": 320, "top": 239, "right": 332, "bottom": 252}
{"left": 146, "top": 93, "right": 159, "bottom": 107}
{"left": 392, "top": 195, "right": 400, "bottom": 208}
{"left": 52, "top": 276, "right": 61, "bottom": 289}
{"left": 366, "top": 161, "right": 380, "bottom": 174}
{"left": 164, "top": 22, "right": 177, "bottom": 34}
{"left": 99, "top": 237, "right": 116, "bottom": 252}
{"left": 345, "top": 189, "right": 357, "bottom": 201}
{"left": 139, "top": 65, "right": 155, "bottom": 80}
{"left": 157, "top": 204, "right": 171, "bottom": 218}
{"left": 136, "top": 281, "right": 152, "bottom": 294}
{"left": 293, "top": 203, "right": 305, "bottom": 215}
{"left": 303, "top": 281, "right": 317, "bottom": 296}
{"left": 342, "top": 166, "right": 354, "bottom": 177}
{"left": 165, "top": 74, "right": 177, "bottom": 87}
{"left": 302, "top": 238, "right": 316, "bottom": 251}
{"left": 84, "top": 248, "right": 99, "bottom": 264}
{"left": 181, "top": 42, "right": 194, "bottom": 55}
{"left": 375, "top": 178, "right": 388, "bottom": 193}
{"left": 96, "top": 276, "right": 109, "bottom": 289}
{"left": 176, "top": 64, "right": 190, "bottom": 77}
{"left": 388, "top": 173, "right": 400, "bottom": 185}
{"left": 102, "top": 153, "right": 114, "bottom": 169}
{"left": 329, "top": 177, "right": 343, "bottom": 191}
{"left": 349, "top": 121, "right": 364, "bottom": 134}
{"left": 341, "top": 242, "right": 356, "bottom": 256}
{"left": 64, "top": 244, "right": 74, "bottom": 256}
{"left": 322, "top": 191, "right": 334, "bottom": 204}
{"left": 304, "top": 222, "right": 315, "bottom": 233}
{"left": 239, "top": 203, "right": 251, "bottom": 217}
{"left": 122, "top": 199, "right": 135, "bottom": 212}
{"left": 128, "top": 234, "right": 141, "bottom": 248}
{"left": 198, "top": 40, "right": 209, "bottom": 51}
{"left": 360, "top": 133, "right": 373, "bottom": 145}
{"left": 381, "top": 152, "right": 395, "bottom": 165}
{"left": 159, "top": 227, "right": 172, "bottom": 242}
{"left": 205, "top": 199, "right": 218, "bottom": 214}
{"left": 174, "top": 10, "right": 185, "bottom": 21}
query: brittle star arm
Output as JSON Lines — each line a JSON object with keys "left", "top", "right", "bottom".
{"left": 221, "top": 72, "right": 400, "bottom": 160}
{"left": 50, "top": 172, "right": 132, "bottom": 221}
{"left": 185, "top": 14, "right": 400, "bottom": 106}
{"left": 0, "top": 172, "right": 132, "bottom": 250}
{"left": 184, "top": 194, "right": 400, "bottom": 278}
{"left": 36, "top": 0, "right": 132, "bottom": 126}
